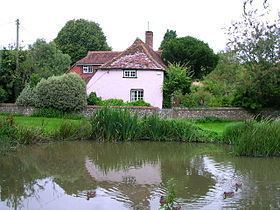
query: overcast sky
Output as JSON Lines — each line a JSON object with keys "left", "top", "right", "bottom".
{"left": 0, "top": 0, "right": 279, "bottom": 52}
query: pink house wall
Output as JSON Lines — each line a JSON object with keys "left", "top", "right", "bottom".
{"left": 86, "top": 70, "right": 164, "bottom": 108}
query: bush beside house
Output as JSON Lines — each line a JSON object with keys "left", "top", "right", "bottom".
{"left": 35, "top": 73, "right": 87, "bottom": 112}
{"left": 16, "top": 73, "right": 87, "bottom": 112}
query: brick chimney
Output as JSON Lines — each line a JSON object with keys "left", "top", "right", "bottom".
{"left": 145, "top": 31, "right": 153, "bottom": 49}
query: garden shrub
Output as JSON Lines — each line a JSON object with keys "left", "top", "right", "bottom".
{"left": 87, "top": 92, "right": 102, "bottom": 105}
{"left": 35, "top": 73, "right": 87, "bottom": 112}
{"left": 16, "top": 84, "right": 37, "bottom": 106}
{"left": 126, "top": 100, "right": 150, "bottom": 107}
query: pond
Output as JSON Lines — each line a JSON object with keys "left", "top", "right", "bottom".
{"left": 0, "top": 141, "right": 279, "bottom": 210}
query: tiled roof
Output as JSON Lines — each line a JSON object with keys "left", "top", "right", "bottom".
{"left": 76, "top": 51, "right": 121, "bottom": 65}
{"left": 100, "top": 39, "right": 166, "bottom": 70}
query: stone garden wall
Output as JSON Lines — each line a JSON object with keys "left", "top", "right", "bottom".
{"left": 1, "top": 103, "right": 279, "bottom": 120}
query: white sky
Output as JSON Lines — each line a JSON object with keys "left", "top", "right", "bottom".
{"left": 0, "top": 0, "right": 279, "bottom": 52}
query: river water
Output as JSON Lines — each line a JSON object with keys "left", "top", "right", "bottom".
{"left": 0, "top": 141, "right": 279, "bottom": 210}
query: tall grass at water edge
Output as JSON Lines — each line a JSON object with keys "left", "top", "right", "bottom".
{"left": 223, "top": 120, "right": 280, "bottom": 156}
{"left": 90, "top": 108, "right": 217, "bottom": 142}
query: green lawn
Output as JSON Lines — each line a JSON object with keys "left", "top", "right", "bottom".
{"left": 0, "top": 115, "right": 83, "bottom": 133}
{"left": 196, "top": 122, "right": 240, "bottom": 134}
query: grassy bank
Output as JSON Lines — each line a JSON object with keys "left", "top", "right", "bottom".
{"left": 0, "top": 115, "right": 91, "bottom": 154}
{"left": 1, "top": 109, "right": 279, "bottom": 157}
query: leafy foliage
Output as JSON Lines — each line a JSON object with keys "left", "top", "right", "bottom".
{"left": 161, "top": 36, "right": 219, "bottom": 79}
{"left": 54, "top": 19, "right": 111, "bottom": 63}
{"left": 159, "top": 29, "right": 177, "bottom": 50}
{"left": 23, "top": 39, "right": 71, "bottom": 80}
{"left": 0, "top": 87, "right": 8, "bottom": 103}
{"left": 87, "top": 92, "right": 102, "bottom": 105}
{"left": 15, "top": 84, "right": 37, "bottom": 107}
{"left": 163, "top": 64, "right": 192, "bottom": 108}
{"left": 179, "top": 52, "right": 245, "bottom": 108}
{"left": 87, "top": 92, "right": 150, "bottom": 107}
{"left": 126, "top": 100, "right": 150, "bottom": 107}
{"left": 35, "top": 73, "right": 87, "bottom": 112}
{"left": 223, "top": 1, "right": 280, "bottom": 110}
{"left": 226, "top": 0, "right": 279, "bottom": 66}
{"left": 0, "top": 48, "right": 29, "bottom": 102}
{"left": 233, "top": 64, "right": 280, "bottom": 110}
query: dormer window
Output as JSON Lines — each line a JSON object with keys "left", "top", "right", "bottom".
{"left": 123, "top": 70, "right": 137, "bottom": 78}
{"left": 83, "top": 65, "right": 93, "bottom": 74}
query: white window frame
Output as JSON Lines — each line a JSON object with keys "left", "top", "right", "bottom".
{"left": 130, "top": 89, "right": 144, "bottom": 101}
{"left": 123, "top": 70, "right": 137, "bottom": 78}
{"left": 83, "top": 65, "right": 93, "bottom": 74}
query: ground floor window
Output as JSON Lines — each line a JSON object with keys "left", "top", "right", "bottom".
{"left": 130, "top": 89, "right": 144, "bottom": 101}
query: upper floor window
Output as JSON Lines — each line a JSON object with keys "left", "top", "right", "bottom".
{"left": 130, "top": 89, "right": 144, "bottom": 101}
{"left": 83, "top": 65, "right": 93, "bottom": 74}
{"left": 123, "top": 70, "right": 137, "bottom": 78}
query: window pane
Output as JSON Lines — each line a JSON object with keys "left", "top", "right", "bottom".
{"left": 131, "top": 89, "right": 143, "bottom": 101}
{"left": 124, "top": 70, "right": 137, "bottom": 78}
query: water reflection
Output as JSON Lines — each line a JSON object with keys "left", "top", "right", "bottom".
{"left": 0, "top": 141, "right": 279, "bottom": 210}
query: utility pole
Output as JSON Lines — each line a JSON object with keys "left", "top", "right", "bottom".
{"left": 16, "top": 19, "right": 19, "bottom": 71}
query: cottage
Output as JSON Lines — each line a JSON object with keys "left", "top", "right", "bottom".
{"left": 70, "top": 31, "right": 166, "bottom": 108}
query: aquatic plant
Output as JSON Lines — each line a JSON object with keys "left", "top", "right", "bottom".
{"left": 223, "top": 120, "right": 280, "bottom": 156}
{"left": 52, "top": 120, "right": 91, "bottom": 141}
{"left": 140, "top": 115, "right": 200, "bottom": 142}
{"left": 90, "top": 107, "right": 139, "bottom": 141}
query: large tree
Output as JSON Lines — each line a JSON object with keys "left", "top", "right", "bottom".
{"left": 54, "top": 19, "right": 111, "bottom": 63}
{"left": 161, "top": 36, "right": 219, "bottom": 79}
{"left": 159, "top": 29, "right": 177, "bottom": 50}
{"left": 227, "top": 0, "right": 280, "bottom": 110}
{"left": 0, "top": 48, "right": 28, "bottom": 102}
{"left": 24, "top": 39, "right": 71, "bottom": 80}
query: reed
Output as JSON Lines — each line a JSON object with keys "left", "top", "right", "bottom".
{"left": 90, "top": 108, "right": 210, "bottom": 142}
{"left": 223, "top": 120, "right": 280, "bottom": 156}
{"left": 140, "top": 115, "right": 200, "bottom": 142}
{"left": 90, "top": 108, "right": 139, "bottom": 141}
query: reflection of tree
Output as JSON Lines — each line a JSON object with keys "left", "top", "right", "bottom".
{"left": 0, "top": 154, "right": 43, "bottom": 209}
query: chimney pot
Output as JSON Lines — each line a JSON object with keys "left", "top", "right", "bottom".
{"left": 145, "top": 31, "right": 153, "bottom": 49}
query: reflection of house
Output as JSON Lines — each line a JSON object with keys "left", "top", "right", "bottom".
{"left": 85, "top": 158, "right": 161, "bottom": 185}
{"left": 70, "top": 31, "right": 166, "bottom": 108}
{"left": 85, "top": 157, "right": 162, "bottom": 208}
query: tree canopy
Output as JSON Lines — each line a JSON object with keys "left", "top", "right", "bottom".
{"left": 54, "top": 19, "right": 111, "bottom": 63}
{"left": 159, "top": 29, "right": 177, "bottom": 50}
{"left": 161, "top": 36, "right": 219, "bottom": 79}
{"left": 24, "top": 39, "right": 71, "bottom": 80}
{"left": 0, "top": 48, "right": 28, "bottom": 102}
{"left": 226, "top": 0, "right": 279, "bottom": 67}
{"left": 226, "top": 0, "right": 280, "bottom": 110}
